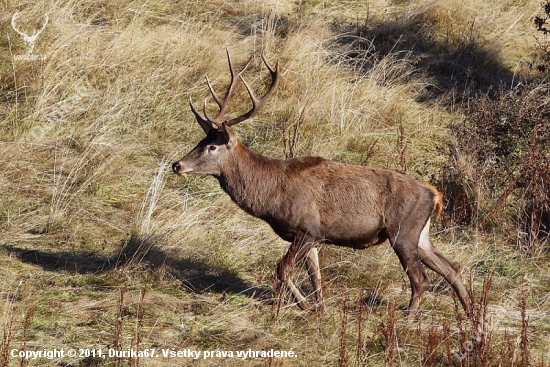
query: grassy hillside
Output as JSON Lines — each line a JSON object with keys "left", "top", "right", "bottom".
{"left": 1, "top": 0, "right": 549, "bottom": 365}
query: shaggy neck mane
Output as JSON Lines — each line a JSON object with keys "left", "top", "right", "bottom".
{"left": 216, "top": 142, "right": 283, "bottom": 219}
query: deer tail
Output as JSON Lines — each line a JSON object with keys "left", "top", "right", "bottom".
{"left": 420, "top": 181, "right": 444, "bottom": 219}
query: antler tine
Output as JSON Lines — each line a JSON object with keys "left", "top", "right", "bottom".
{"left": 205, "top": 75, "right": 223, "bottom": 109}
{"left": 202, "top": 98, "right": 223, "bottom": 129}
{"left": 223, "top": 49, "right": 253, "bottom": 105}
{"left": 225, "top": 54, "right": 280, "bottom": 127}
{"left": 203, "top": 50, "right": 253, "bottom": 125}
{"left": 189, "top": 96, "right": 214, "bottom": 134}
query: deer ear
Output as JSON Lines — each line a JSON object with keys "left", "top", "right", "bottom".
{"left": 221, "top": 122, "right": 237, "bottom": 149}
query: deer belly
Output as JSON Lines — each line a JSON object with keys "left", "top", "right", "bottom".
{"left": 336, "top": 230, "right": 389, "bottom": 249}
{"left": 323, "top": 216, "right": 387, "bottom": 249}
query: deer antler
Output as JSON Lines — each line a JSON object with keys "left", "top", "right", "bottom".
{"left": 225, "top": 54, "right": 280, "bottom": 127}
{"left": 190, "top": 50, "right": 252, "bottom": 132}
{"left": 190, "top": 50, "right": 280, "bottom": 133}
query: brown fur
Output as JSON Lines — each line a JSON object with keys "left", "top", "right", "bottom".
{"left": 172, "top": 53, "right": 470, "bottom": 317}
{"left": 174, "top": 135, "right": 471, "bottom": 317}
{"left": 420, "top": 181, "right": 444, "bottom": 219}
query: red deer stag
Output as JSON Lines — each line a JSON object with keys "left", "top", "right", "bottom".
{"left": 172, "top": 51, "right": 471, "bottom": 318}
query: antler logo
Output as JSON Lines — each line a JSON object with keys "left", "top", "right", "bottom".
{"left": 11, "top": 12, "right": 49, "bottom": 55}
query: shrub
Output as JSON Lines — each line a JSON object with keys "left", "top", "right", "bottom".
{"left": 442, "top": 82, "right": 550, "bottom": 255}
{"left": 535, "top": 0, "right": 550, "bottom": 72}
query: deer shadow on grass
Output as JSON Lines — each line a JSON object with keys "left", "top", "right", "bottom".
{"left": 1, "top": 236, "right": 271, "bottom": 302}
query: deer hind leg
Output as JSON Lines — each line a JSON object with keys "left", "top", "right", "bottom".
{"left": 276, "top": 233, "right": 317, "bottom": 310}
{"left": 418, "top": 220, "right": 472, "bottom": 316}
{"left": 390, "top": 231, "right": 431, "bottom": 320}
{"left": 305, "top": 247, "right": 325, "bottom": 311}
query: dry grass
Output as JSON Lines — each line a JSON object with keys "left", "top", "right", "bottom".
{"left": 1, "top": 0, "right": 549, "bottom": 365}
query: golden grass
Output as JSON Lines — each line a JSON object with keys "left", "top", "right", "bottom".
{"left": 1, "top": 0, "right": 549, "bottom": 365}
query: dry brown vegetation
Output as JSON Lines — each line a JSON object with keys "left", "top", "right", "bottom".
{"left": 1, "top": 0, "right": 550, "bottom": 366}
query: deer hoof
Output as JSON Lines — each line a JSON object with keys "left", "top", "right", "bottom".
{"left": 297, "top": 299, "right": 313, "bottom": 310}
{"left": 313, "top": 302, "right": 326, "bottom": 313}
{"left": 304, "top": 301, "right": 325, "bottom": 313}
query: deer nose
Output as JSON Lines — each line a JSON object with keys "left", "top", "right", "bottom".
{"left": 172, "top": 162, "right": 181, "bottom": 173}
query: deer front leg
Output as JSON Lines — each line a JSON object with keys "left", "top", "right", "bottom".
{"left": 276, "top": 234, "right": 316, "bottom": 310}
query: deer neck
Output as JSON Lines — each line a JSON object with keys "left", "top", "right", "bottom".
{"left": 216, "top": 142, "right": 282, "bottom": 218}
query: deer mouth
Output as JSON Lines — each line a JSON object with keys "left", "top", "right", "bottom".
{"left": 175, "top": 170, "right": 192, "bottom": 176}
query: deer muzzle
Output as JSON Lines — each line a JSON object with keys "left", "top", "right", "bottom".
{"left": 172, "top": 161, "right": 193, "bottom": 175}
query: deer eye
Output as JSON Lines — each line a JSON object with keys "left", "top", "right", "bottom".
{"left": 208, "top": 145, "right": 217, "bottom": 151}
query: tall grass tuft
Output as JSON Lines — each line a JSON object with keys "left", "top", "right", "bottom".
{"left": 338, "top": 297, "right": 350, "bottom": 367}
{"left": 0, "top": 284, "right": 18, "bottom": 367}
{"left": 382, "top": 305, "right": 397, "bottom": 367}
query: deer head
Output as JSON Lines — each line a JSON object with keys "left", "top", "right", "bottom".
{"left": 11, "top": 12, "right": 49, "bottom": 55}
{"left": 172, "top": 50, "right": 280, "bottom": 176}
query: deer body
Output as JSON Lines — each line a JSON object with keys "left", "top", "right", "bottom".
{"left": 173, "top": 51, "right": 471, "bottom": 317}
{"left": 217, "top": 141, "right": 418, "bottom": 247}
